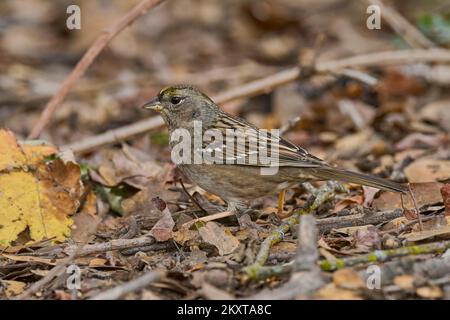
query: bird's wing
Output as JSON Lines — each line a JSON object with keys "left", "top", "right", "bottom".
{"left": 199, "top": 112, "right": 327, "bottom": 168}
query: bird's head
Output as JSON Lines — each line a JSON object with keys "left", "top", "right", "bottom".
{"left": 142, "top": 85, "right": 219, "bottom": 130}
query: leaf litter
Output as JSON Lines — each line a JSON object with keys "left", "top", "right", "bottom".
{"left": 1, "top": 0, "right": 450, "bottom": 300}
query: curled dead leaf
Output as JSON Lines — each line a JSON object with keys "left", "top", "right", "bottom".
{"left": 198, "top": 222, "right": 240, "bottom": 256}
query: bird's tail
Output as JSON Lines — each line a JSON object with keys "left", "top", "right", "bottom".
{"left": 312, "top": 167, "right": 408, "bottom": 193}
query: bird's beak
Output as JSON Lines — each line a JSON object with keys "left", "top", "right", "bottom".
{"left": 141, "top": 98, "right": 163, "bottom": 112}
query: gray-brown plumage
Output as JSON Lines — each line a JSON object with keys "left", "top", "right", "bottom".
{"left": 143, "top": 85, "right": 407, "bottom": 213}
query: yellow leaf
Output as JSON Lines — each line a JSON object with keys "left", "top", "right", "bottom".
{"left": 0, "top": 130, "right": 26, "bottom": 171}
{"left": 0, "top": 280, "right": 26, "bottom": 298}
{"left": 0, "top": 129, "right": 82, "bottom": 246}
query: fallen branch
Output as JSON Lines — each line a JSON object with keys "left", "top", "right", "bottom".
{"left": 63, "top": 48, "right": 450, "bottom": 154}
{"left": 90, "top": 270, "right": 165, "bottom": 300}
{"left": 316, "top": 208, "right": 404, "bottom": 234}
{"left": 244, "top": 182, "right": 345, "bottom": 279}
{"left": 240, "top": 239, "right": 450, "bottom": 281}
{"left": 28, "top": 0, "right": 166, "bottom": 139}
{"left": 320, "top": 240, "right": 450, "bottom": 271}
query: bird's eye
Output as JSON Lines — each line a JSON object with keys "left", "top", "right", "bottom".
{"left": 170, "top": 96, "right": 182, "bottom": 105}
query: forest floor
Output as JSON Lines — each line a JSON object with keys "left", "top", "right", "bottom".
{"left": 0, "top": 0, "right": 450, "bottom": 300}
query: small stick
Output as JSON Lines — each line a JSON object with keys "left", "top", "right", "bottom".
{"left": 179, "top": 179, "right": 207, "bottom": 214}
{"left": 408, "top": 183, "right": 424, "bottom": 231}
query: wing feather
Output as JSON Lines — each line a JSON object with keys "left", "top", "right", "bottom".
{"left": 199, "top": 112, "right": 327, "bottom": 168}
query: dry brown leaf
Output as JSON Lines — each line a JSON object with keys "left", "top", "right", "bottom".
{"left": 377, "top": 71, "right": 424, "bottom": 101}
{"left": 363, "top": 186, "right": 379, "bottom": 207}
{"left": 316, "top": 283, "right": 362, "bottom": 300}
{"left": 400, "top": 225, "right": 450, "bottom": 243}
{"left": 441, "top": 184, "right": 450, "bottom": 216}
{"left": 1, "top": 253, "right": 59, "bottom": 265}
{"left": 333, "top": 195, "right": 363, "bottom": 213}
{"left": 404, "top": 159, "right": 450, "bottom": 183}
{"left": 352, "top": 228, "right": 381, "bottom": 251}
{"left": 121, "top": 165, "right": 180, "bottom": 216}
{"left": 0, "top": 129, "right": 83, "bottom": 245}
{"left": 71, "top": 211, "right": 101, "bottom": 243}
{"left": 71, "top": 190, "right": 99, "bottom": 243}
{"left": 149, "top": 200, "right": 175, "bottom": 242}
{"left": 94, "top": 145, "right": 164, "bottom": 189}
{"left": 89, "top": 258, "right": 108, "bottom": 267}
{"left": 419, "top": 99, "right": 450, "bottom": 132}
{"left": 416, "top": 286, "right": 443, "bottom": 299}
{"left": 174, "top": 227, "right": 199, "bottom": 246}
{"left": 198, "top": 222, "right": 240, "bottom": 256}
{"left": 333, "top": 268, "right": 365, "bottom": 290}
{"left": 270, "top": 241, "right": 297, "bottom": 255}
{"left": 334, "top": 128, "right": 381, "bottom": 158}
{"left": 381, "top": 217, "right": 409, "bottom": 231}
{"left": 373, "top": 182, "right": 443, "bottom": 211}
{"left": 393, "top": 275, "right": 415, "bottom": 290}
{"left": 395, "top": 133, "right": 444, "bottom": 151}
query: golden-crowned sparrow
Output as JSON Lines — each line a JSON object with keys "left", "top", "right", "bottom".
{"left": 143, "top": 85, "right": 407, "bottom": 213}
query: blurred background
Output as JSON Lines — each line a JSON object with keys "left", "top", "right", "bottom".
{"left": 0, "top": 0, "right": 449, "bottom": 170}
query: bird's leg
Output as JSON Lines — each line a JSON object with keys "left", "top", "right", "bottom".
{"left": 228, "top": 201, "right": 261, "bottom": 230}
{"left": 277, "top": 189, "right": 286, "bottom": 218}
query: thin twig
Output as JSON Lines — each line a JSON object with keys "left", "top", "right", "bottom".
{"left": 90, "top": 270, "right": 165, "bottom": 300}
{"left": 179, "top": 179, "right": 207, "bottom": 214}
{"left": 408, "top": 183, "right": 424, "bottom": 231}
{"left": 181, "top": 211, "right": 235, "bottom": 228}
{"left": 316, "top": 208, "right": 404, "bottom": 234}
{"left": 28, "top": 0, "right": 166, "bottom": 139}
